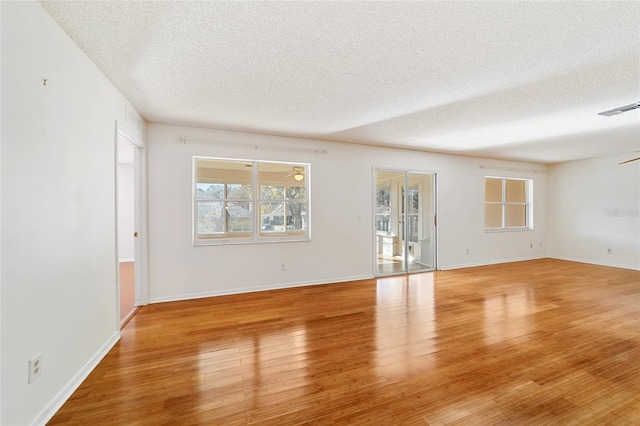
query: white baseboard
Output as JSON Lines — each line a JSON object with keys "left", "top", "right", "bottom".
{"left": 438, "top": 255, "right": 546, "bottom": 271}
{"left": 149, "top": 274, "right": 373, "bottom": 304}
{"left": 119, "top": 258, "right": 135, "bottom": 263}
{"left": 30, "top": 331, "right": 121, "bottom": 426}
{"left": 548, "top": 255, "right": 640, "bottom": 271}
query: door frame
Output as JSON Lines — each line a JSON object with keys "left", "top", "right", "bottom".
{"left": 115, "top": 121, "right": 149, "bottom": 329}
{"left": 373, "top": 167, "right": 438, "bottom": 276}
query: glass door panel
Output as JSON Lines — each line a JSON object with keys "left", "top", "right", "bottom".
{"left": 407, "top": 173, "right": 434, "bottom": 271}
{"left": 376, "top": 171, "right": 405, "bottom": 275}
{"left": 375, "top": 170, "right": 436, "bottom": 275}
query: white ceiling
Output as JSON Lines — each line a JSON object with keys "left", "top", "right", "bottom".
{"left": 40, "top": 1, "right": 640, "bottom": 164}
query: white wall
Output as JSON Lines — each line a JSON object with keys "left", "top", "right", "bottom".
{"left": 548, "top": 153, "right": 640, "bottom": 270}
{"left": 1, "top": 2, "right": 144, "bottom": 425}
{"left": 117, "top": 163, "right": 135, "bottom": 262}
{"left": 148, "top": 123, "right": 548, "bottom": 302}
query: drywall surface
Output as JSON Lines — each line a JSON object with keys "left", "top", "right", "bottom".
{"left": 1, "top": 2, "right": 144, "bottom": 424}
{"left": 148, "top": 123, "right": 548, "bottom": 302}
{"left": 548, "top": 153, "right": 640, "bottom": 270}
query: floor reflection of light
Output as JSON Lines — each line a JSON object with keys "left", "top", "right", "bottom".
{"left": 375, "top": 273, "right": 437, "bottom": 381}
{"left": 195, "top": 324, "right": 310, "bottom": 414}
{"left": 244, "top": 326, "right": 310, "bottom": 408}
{"left": 483, "top": 287, "right": 536, "bottom": 345}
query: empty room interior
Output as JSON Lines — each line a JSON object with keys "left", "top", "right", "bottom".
{"left": 1, "top": 1, "right": 639, "bottom": 425}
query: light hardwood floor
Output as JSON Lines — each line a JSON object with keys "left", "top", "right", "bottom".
{"left": 49, "top": 259, "right": 640, "bottom": 425}
{"left": 119, "top": 261, "right": 135, "bottom": 322}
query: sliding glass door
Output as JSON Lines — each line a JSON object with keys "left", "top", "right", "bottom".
{"left": 375, "top": 169, "right": 436, "bottom": 275}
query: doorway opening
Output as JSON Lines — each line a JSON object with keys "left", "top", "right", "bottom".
{"left": 375, "top": 169, "right": 436, "bottom": 275}
{"left": 116, "top": 119, "right": 148, "bottom": 329}
{"left": 117, "top": 139, "right": 138, "bottom": 326}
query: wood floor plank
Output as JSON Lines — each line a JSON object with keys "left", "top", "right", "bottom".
{"left": 48, "top": 259, "right": 640, "bottom": 425}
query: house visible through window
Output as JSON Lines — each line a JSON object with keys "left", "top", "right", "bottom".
{"left": 194, "top": 157, "right": 309, "bottom": 244}
{"left": 485, "top": 177, "right": 532, "bottom": 230}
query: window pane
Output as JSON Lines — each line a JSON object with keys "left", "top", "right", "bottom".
{"left": 286, "top": 186, "right": 306, "bottom": 199}
{"left": 260, "top": 202, "right": 286, "bottom": 232}
{"left": 286, "top": 201, "right": 307, "bottom": 231}
{"left": 408, "top": 188, "right": 419, "bottom": 214}
{"left": 260, "top": 185, "right": 285, "bottom": 199}
{"left": 506, "top": 180, "right": 526, "bottom": 202}
{"left": 376, "top": 214, "right": 390, "bottom": 233}
{"left": 485, "top": 178, "right": 503, "bottom": 202}
{"left": 506, "top": 204, "right": 526, "bottom": 227}
{"left": 259, "top": 202, "right": 307, "bottom": 234}
{"left": 225, "top": 202, "right": 253, "bottom": 233}
{"left": 484, "top": 177, "right": 531, "bottom": 230}
{"left": 485, "top": 204, "right": 502, "bottom": 228}
{"left": 408, "top": 214, "right": 419, "bottom": 242}
{"left": 196, "top": 183, "right": 223, "bottom": 199}
{"left": 197, "top": 201, "right": 225, "bottom": 234}
{"left": 227, "top": 183, "right": 252, "bottom": 199}
{"left": 257, "top": 163, "right": 308, "bottom": 238}
{"left": 376, "top": 186, "right": 391, "bottom": 233}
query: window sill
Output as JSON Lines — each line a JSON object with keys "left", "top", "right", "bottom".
{"left": 194, "top": 237, "right": 311, "bottom": 246}
{"left": 485, "top": 227, "right": 534, "bottom": 233}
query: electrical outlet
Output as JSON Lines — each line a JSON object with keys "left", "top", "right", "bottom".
{"left": 29, "top": 353, "right": 42, "bottom": 383}
{"left": 280, "top": 262, "right": 286, "bottom": 270}
{"left": 607, "top": 248, "right": 613, "bottom": 254}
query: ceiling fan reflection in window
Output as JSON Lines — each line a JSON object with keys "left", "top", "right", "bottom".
{"left": 286, "top": 167, "right": 306, "bottom": 181}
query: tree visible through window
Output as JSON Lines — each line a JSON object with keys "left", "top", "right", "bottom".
{"left": 376, "top": 185, "right": 391, "bottom": 233}
{"left": 485, "top": 177, "right": 532, "bottom": 230}
{"left": 194, "top": 158, "right": 309, "bottom": 244}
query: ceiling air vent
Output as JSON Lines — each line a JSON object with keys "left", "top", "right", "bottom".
{"left": 598, "top": 102, "right": 640, "bottom": 117}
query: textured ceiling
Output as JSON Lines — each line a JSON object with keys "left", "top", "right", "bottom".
{"left": 39, "top": 1, "right": 640, "bottom": 164}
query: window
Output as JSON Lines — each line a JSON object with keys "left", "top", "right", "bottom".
{"left": 194, "top": 157, "right": 309, "bottom": 244}
{"left": 485, "top": 177, "right": 532, "bottom": 230}
{"left": 376, "top": 183, "right": 391, "bottom": 233}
